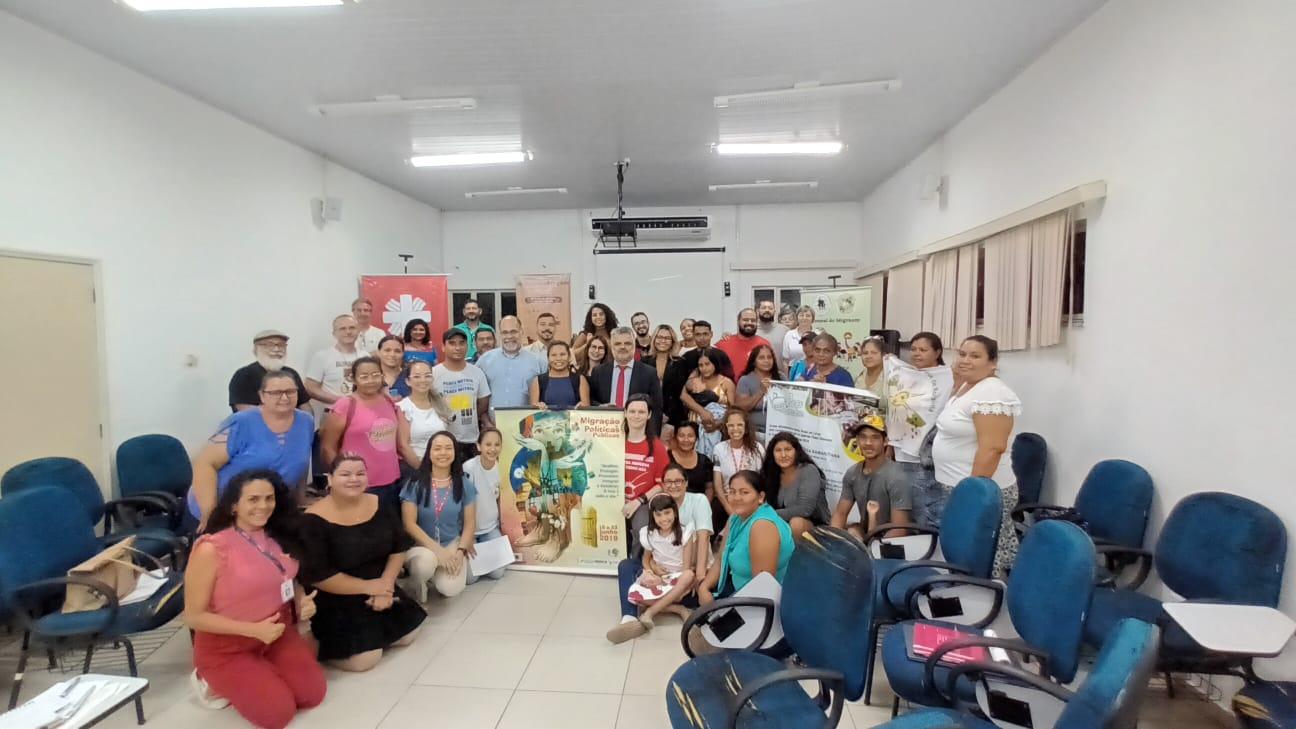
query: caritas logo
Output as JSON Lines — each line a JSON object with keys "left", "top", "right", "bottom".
{"left": 381, "top": 294, "right": 431, "bottom": 335}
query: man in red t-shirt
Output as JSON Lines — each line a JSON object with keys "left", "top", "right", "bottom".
{"left": 714, "top": 308, "right": 770, "bottom": 377}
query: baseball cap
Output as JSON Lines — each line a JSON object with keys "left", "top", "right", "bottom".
{"left": 849, "top": 413, "right": 887, "bottom": 438}
{"left": 253, "top": 329, "right": 289, "bottom": 343}
{"left": 442, "top": 328, "right": 468, "bottom": 343}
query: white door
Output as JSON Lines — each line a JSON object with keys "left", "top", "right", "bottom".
{"left": 0, "top": 254, "right": 105, "bottom": 490}
{"left": 594, "top": 251, "right": 724, "bottom": 335}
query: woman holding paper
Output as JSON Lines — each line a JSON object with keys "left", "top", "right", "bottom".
{"left": 462, "top": 428, "right": 509, "bottom": 583}
{"left": 183, "top": 469, "right": 325, "bottom": 729}
{"left": 400, "top": 431, "right": 481, "bottom": 599}
{"left": 885, "top": 332, "right": 953, "bottom": 528}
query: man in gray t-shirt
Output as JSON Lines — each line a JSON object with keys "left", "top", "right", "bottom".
{"left": 831, "top": 415, "right": 912, "bottom": 539}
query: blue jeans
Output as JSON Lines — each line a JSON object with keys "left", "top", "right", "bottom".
{"left": 899, "top": 461, "right": 946, "bottom": 529}
{"left": 467, "top": 526, "right": 508, "bottom": 584}
{"left": 617, "top": 559, "right": 706, "bottom": 618}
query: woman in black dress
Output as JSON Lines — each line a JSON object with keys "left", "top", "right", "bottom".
{"left": 299, "top": 454, "right": 426, "bottom": 672}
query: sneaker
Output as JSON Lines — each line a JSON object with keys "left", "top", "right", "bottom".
{"left": 606, "top": 616, "right": 648, "bottom": 644}
{"left": 189, "top": 670, "right": 229, "bottom": 710}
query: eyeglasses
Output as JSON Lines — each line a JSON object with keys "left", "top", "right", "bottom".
{"left": 662, "top": 478, "right": 687, "bottom": 486}
{"left": 262, "top": 389, "right": 298, "bottom": 399}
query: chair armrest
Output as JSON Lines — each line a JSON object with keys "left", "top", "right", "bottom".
{"left": 102, "top": 531, "right": 187, "bottom": 569}
{"left": 1095, "top": 545, "right": 1153, "bottom": 589}
{"left": 904, "top": 574, "right": 1005, "bottom": 628}
{"left": 880, "top": 560, "right": 970, "bottom": 613}
{"left": 679, "top": 597, "right": 777, "bottom": 658}
{"left": 863, "top": 524, "right": 940, "bottom": 560}
{"left": 727, "top": 667, "right": 846, "bottom": 729}
{"left": 943, "top": 658, "right": 1075, "bottom": 716}
{"left": 925, "top": 636, "right": 1053, "bottom": 705}
{"left": 9, "top": 575, "right": 121, "bottom": 633}
{"left": 104, "top": 494, "right": 182, "bottom": 532}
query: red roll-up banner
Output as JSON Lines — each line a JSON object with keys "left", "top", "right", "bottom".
{"left": 358, "top": 274, "right": 450, "bottom": 341}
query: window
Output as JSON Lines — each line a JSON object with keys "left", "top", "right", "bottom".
{"left": 751, "top": 286, "right": 805, "bottom": 313}
{"left": 1062, "top": 221, "right": 1086, "bottom": 324}
{"left": 450, "top": 290, "right": 517, "bottom": 327}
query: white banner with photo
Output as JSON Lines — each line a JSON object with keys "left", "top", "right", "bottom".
{"left": 765, "top": 380, "right": 881, "bottom": 510}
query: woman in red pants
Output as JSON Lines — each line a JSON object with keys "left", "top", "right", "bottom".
{"left": 184, "top": 469, "right": 326, "bottom": 729}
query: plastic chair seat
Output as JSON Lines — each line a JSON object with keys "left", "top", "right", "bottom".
{"left": 1234, "top": 681, "right": 1296, "bottom": 729}
{"left": 880, "top": 621, "right": 978, "bottom": 708}
{"left": 1084, "top": 589, "right": 1204, "bottom": 657}
{"left": 32, "top": 572, "right": 184, "bottom": 642}
{"left": 875, "top": 707, "right": 995, "bottom": 729}
{"left": 667, "top": 650, "right": 828, "bottom": 729}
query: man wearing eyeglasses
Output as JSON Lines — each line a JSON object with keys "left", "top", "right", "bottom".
{"left": 228, "top": 329, "right": 311, "bottom": 413}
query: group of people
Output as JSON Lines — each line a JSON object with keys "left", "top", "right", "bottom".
{"left": 181, "top": 294, "right": 1022, "bottom": 728}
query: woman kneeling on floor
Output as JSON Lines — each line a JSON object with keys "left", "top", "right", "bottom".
{"left": 184, "top": 469, "right": 325, "bottom": 729}
{"left": 400, "top": 431, "right": 482, "bottom": 599}
{"left": 299, "top": 454, "right": 426, "bottom": 672}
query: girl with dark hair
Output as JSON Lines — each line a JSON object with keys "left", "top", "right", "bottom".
{"left": 402, "top": 319, "right": 438, "bottom": 367}
{"left": 184, "top": 470, "right": 325, "bottom": 727}
{"left": 576, "top": 333, "right": 610, "bottom": 377}
{"left": 668, "top": 421, "right": 715, "bottom": 495}
{"left": 298, "top": 454, "right": 426, "bottom": 672}
{"left": 933, "top": 335, "right": 1021, "bottom": 575}
{"left": 711, "top": 409, "right": 765, "bottom": 533}
{"left": 572, "top": 302, "right": 619, "bottom": 364}
{"left": 890, "top": 331, "right": 953, "bottom": 529}
{"left": 621, "top": 394, "right": 669, "bottom": 555}
{"left": 623, "top": 494, "right": 694, "bottom": 632}
{"left": 400, "top": 431, "right": 479, "bottom": 600}
{"left": 735, "top": 343, "right": 783, "bottom": 439}
{"left": 760, "top": 432, "right": 830, "bottom": 538}
{"left": 462, "top": 428, "right": 508, "bottom": 583}
{"left": 320, "top": 357, "right": 420, "bottom": 506}
{"left": 375, "top": 335, "right": 411, "bottom": 399}
{"left": 530, "top": 340, "right": 590, "bottom": 409}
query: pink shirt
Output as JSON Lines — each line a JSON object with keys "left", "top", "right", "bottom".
{"left": 333, "top": 395, "right": 401, "bottom": 486}
{"left": 198, "top": 528, "right": 298, "bottom": 622}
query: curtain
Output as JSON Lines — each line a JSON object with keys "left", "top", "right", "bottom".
{"left": 981, "top": 225, "right": 1031, "bottom": 351}
{"left": 1029, "top": 210, "right": 1071, "bottom": 348}
{"left": 952, "top": 244, "right": 978, "bottom": 345}
{"left": 921, "top": 249, "right": 958, "bottom": 344}
{"left": 884, "top": 261, "right": 924, "bottom": 339}
{"left": 860, "top": 273, "right": 885, "bottom": 330}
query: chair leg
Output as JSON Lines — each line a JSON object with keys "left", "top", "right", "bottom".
{"left": 891, "top": 696, "right": 900, "bottom": 718}
{"left": 123, "top": 638, "right": 145, "bottom": 725}
{"left": 7, "top": 631, "right": 31, "bottom": 710}
{"left": 863, "top": 622, "right": 880, "bottom": 705}
{"left": 1164, "top": 671, "right": 1175, "bottom": 699}
{"left": 82, "top": 645, "right": 95, "bottom": 674}
{"left": 46, "top": 648, "right": 58, "bottom": 669}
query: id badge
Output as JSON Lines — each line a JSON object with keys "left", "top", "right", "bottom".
{"left": 280, "top": 580, "right": 295, "bottom": 604}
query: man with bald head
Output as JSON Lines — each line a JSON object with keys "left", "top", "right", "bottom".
{"left": 476, "top": 315, "right": 546, "bottom": 411}
{"left": 714, "top": 308, "right": 770, "bottom": 381}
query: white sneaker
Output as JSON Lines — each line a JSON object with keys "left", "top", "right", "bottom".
{"left": 190, "top": 669, "right": 229, "bottom": 709}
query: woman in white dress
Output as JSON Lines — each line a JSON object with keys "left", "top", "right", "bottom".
{"left": 931, "top": 335, "right": 1022, "bottom": 576}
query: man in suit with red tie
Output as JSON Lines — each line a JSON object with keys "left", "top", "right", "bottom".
{"left": 591, "top": 327, "right": 664, "bottom": 431}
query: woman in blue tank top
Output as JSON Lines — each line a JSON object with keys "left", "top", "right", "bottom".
{"left": 529, "top": 341, "right": 590, "bottom": 410}
{"left": 697, "top": 469, "right": 794, "bottom": 604}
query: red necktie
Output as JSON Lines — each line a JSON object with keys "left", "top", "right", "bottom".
{"left": 614, "top": 365, "right": 628, "bottom": 408}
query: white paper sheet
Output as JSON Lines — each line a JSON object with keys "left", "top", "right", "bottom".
{"left": 468, "top": 535, "right": 515, "bottom": 576}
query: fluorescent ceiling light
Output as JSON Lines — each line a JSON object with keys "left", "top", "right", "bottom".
{"left": 123, "top": 0, "right": 342, "bottom": 10}
{"left": 465, "top": 187, "right": 568, "bottom": 199}
{"left": 714, "top": 79, "right": 901, "bottom": 108}
{"left": 410, "top": 151, "right": 530, "bottom": 168}
{"left": 311, "top": 96, "right": 477, "bottom": 116}
{"left": 714, "top": 141, "right": 843, "bottom": 156}
{"left": 709, "top": 180, "right": 819, "bottom": 191}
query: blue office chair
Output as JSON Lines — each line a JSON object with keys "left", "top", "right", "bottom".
{"left": 869, "top": 618, "right": 1160, "bottom": 729}
{"left": 115, "top": 434, "right": 192, "bottom": 531}
{"left": 862, "top": 477, "right": 1004, "bottom": 704}
{"left": 1010, "top": 433, "right": 1048, "bottom": 506}
{"left": 2, "top": 457, "right": 184, "bottom": 563}
{"left": 880, "top": 520, "right": 1096, "bottom": 717}
{"left": 1013, "top": 460, "right": 1153, "bottom": 567}
{"left": 0, "top": 486, "right": 185, "bottom": 722}
{"left": 1083, "top": 492, "right": 1286, "bottom": 696}
{"left": 665, "top": 527, "right": 873, "bottom": 728}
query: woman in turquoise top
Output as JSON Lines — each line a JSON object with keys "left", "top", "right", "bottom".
{"left": 697, "top": 470, "right": 794, "bottom": 605}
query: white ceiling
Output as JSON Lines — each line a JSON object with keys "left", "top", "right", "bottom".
{"left": 2, "top": 0, "right": 1104, "bottom": 211}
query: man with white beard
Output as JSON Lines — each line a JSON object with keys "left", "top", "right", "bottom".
{"left": 227, "top": 329, "right": 312, "bottom": 412}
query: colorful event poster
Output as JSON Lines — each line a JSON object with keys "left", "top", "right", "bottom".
{"left": 358, "top": 274, "right": 450, "bottom": 342}
{"left": 802, "top": 286, "right": 873, "bottom": 379}
{"left": 515, "top": 273, "right": 572, "bottom": 345}
{"left": 494, "top": 408, "right": 627, "bottom": 575}
{"left": 765, "top": 380, "right": 880, "bottom": 509}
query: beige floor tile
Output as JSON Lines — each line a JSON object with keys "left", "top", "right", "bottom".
{"left": 615, "top": 692, "right": 672, "bottom": 729}
{"left": 291, "top": 677, "right": 409, "bottom": 728}
{"left": 847, "top": 699, "right": 895, "bottom": 727}
{"left": 518, "top": 635, "right": 633, "bottom": 694}
{"left": 459, "top": 591, "right": 564, "bottom": 634}
{"left": 623, "top": 638, "right": 689, "bottom": 696}
{"left": 414, "top": 630, "right": 541, "bottom": 689}
{"left": 321, "top": 627, "right": 452, "bottom": 687}
{"left": 490, "top": 568, "right": 574, "bottom": 597}
{"left": 547, "top": 594, "right": 626, "bottom": 638}
{"left": 567, "top": 574, "right": 621, "bottom": 598}
{"left": 497, "top": 690, "right": 623, "bottom": 729}
{"left": 417, "top": 582, "right": 490, "bottom": 630}
{"left": 376, "top": 685, "right": 512, "bottom": 729}
{"left": 637, "top": 611, "right": 691, "bottom": 642}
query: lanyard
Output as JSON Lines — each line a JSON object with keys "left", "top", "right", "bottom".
{"left": 430, "top": 481, "right": 452, "bottom": 542}
{"left": 234, "top": 527, "right": 288, "bottom": 576}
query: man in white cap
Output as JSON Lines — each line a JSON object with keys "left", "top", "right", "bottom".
{"left": 228, "top": 330, "right": 311, "bottom": 413}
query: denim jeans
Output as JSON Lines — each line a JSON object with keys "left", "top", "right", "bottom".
{"left": 898, "top": 460, "right": 945, "bottom": 528}
{"left": 467, "top": 526, "right": 508, "bottom": 584}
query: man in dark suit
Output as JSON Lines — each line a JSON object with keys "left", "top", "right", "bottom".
{"left": 591, "top": 327, "right": 664, "bottom": 431}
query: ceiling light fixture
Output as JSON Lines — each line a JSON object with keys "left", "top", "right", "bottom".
{"left": 464, "top": 187, "right": 568, "bottom": 199}
{"left": 310, "top": 95, "right": 477, "bottom": 116}
{"left": 714, "top": 141, "right": 843, "bottom": 156}
{"left": 122, "top": 0, "right": 343, "bottom": 10}
{"left": 714, "top": 79, "right": 901, "bottom": 108}
{"left": 709, "top": 180, "right": 819, "bottom": 191}
{"left": 409, "top": 150, "right": 531, "bottom": 168}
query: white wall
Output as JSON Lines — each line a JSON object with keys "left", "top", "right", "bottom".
{"left": 0, "top": 12, "right": 442, "bottom": 460}
{"left": 443, "top": 202, "right": 863, "bottom": 331}
{"left": 857, "top": 0, "right": 1296, "bottom": 672}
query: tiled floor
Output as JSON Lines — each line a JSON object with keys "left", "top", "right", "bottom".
{"left": 2, "top": 570, "right": 1238, "bottom": 728}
